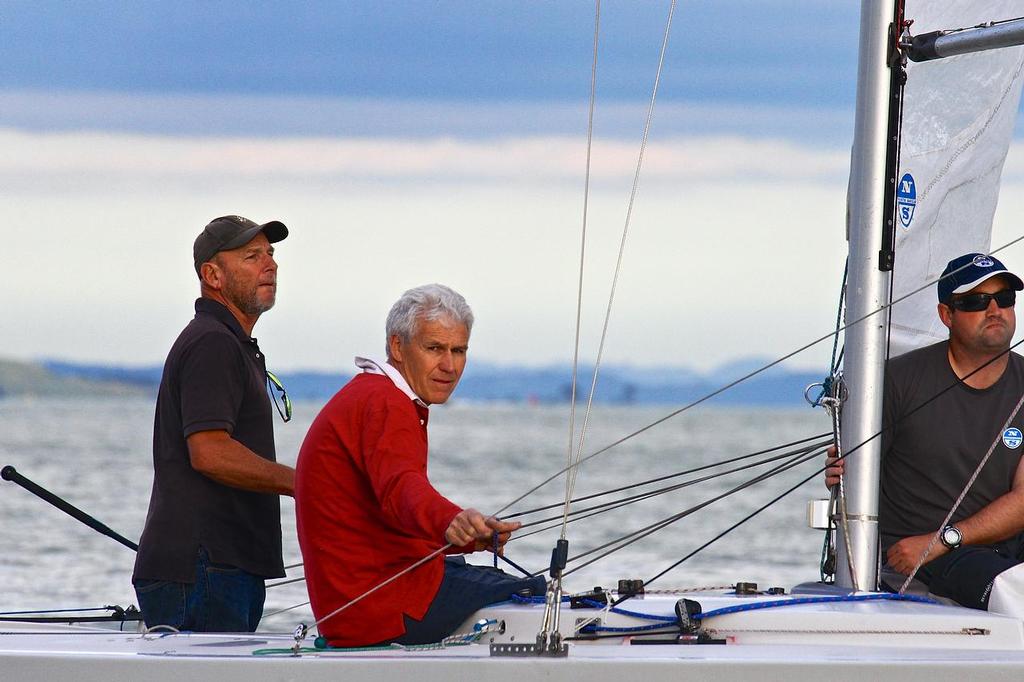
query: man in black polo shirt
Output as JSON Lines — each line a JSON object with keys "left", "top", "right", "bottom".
{"left": 133, "top": 215, "right": 296, "bottom": 632}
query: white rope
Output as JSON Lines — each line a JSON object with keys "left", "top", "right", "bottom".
{"left": 309, "top": 545, "right": 450, "bottom": 631}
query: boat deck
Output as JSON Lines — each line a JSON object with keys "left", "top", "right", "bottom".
{"left": 4, "top": 591, "right": 1024, "bottom": 681}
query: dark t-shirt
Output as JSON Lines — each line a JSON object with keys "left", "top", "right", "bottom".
{"left": 133, "top": 298, "right": 285, "bottom": 583}
{"left": 879, "top": 341, "right": 1024, "bottom": 545}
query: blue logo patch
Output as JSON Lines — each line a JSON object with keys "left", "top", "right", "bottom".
{"left": 896, "top": 172, "right": 916, "bottom": 229}
{"left": 1003, "top": 428, "right": 1023, "bottom": 449}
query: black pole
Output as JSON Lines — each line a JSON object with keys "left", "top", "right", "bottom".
{"left": 2, "top": 465, "right": 138, "bottom": 551}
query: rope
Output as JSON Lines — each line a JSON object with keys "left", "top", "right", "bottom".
{"left": 514, "top": 440, "right": 830, "bottom": 540}
{"left": 639, "top": 457, "right": 832, "bottom": 591}
{"left": 508, "top": 433, "right": 830, "bottom": 520}
{"left": 563, "top": 446, "right": 824, "bottom": 576}
{"left": 514, "top": 593, "right": 937, "bottom": 635}
{"left": 562, "top": 247, "right": 1019, "bottom": 588}
{"left": 307, "top": 545, "right": 451, "bottom": 631}
{"left": 277, "top": 240, "right": 1024, "bottom": 636}
{"left": 252, "top": 619, "right": 502, "bottom": 656}
{"left": 694, "top": 593, "right": 936, "bottom": 620}
{"left": 489, "top": 238, "right": 1024, "bottom": 523}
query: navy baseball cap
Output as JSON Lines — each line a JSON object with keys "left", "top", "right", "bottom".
{"left": 193, "top": 215, "right": 288, "bottom": 275}
{"left": 938, "top": 253, "right": 1023, "bottom": 303}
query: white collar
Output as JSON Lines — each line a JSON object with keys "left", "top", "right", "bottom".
{"left": 354, "top": 356, "right": 426, "bottom": 406}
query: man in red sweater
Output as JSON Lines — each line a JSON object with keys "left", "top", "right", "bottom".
{"left": 295, "top": 283, "right": 545, "bottom": 647}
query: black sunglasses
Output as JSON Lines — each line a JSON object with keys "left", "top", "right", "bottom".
{"left": 948, "top": 289, "right": 1016, "bottom": 313}
{"left": 266, "top": 370, "right": 292, "bottom": 423}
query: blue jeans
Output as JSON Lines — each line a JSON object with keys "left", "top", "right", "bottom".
{"left": 133, "top": 547, "right": 266, "bottom": 632}
{"left": 388, "top": 556, "right": 546, "bottom": 645}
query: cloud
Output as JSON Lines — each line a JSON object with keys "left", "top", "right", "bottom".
{"left": 4, "top": 121, "right": 1021, "bottom": 372}
{"left": 0, "top": 127, "right": 850, "bottom": 189}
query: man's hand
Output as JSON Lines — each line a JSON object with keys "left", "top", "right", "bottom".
{"left": 825, "top": 444, "right": 844, "bottom": 489}
{"left": 445, "top": 508, "right": 521, "bottom": 551}
{"left": 886, "top": 533, "right": 946, "bottom": 575}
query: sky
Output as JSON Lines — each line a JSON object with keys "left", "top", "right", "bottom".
{"left": 4, "top": 1, "right": 1024, "bottom": 374}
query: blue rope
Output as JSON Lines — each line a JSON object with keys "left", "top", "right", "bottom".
{"left": 510, "top": 593, "right": 567, "bottom": 605}
{"left": 578, "top": 598, "right": 676, "bottom": 622}
{"left": 693, "top": 593, "right": 937, "bottom": 621}
{"left": 515, "top": 592, "right": 939, "bottom": 634}
{"left": 581, "top": 622, "right": 676, "bottom": 634}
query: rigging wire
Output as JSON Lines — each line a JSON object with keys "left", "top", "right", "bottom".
{"left": 561, "top": 0, "right": 678, "bottom": 537}
{"left": 565, "top": 328, "right": 1024, "bottom": 587}
{"left": 562, "top": 445, "right": 823, "bottom": 577}
{"left": 508, "top": 432, "right": 830, "bottom": 520}
{"left": 280, "top": 242, "right": 1024, "bottom": 631}
{"left": 487, "top": 235, "right": 1024, "bottom": 523}
{"left": 514, "top": 439, "right": 831, "bottom": 538}
{"left": 562, "top": 0, "right": 601, "bottom": 537}
{"left": 821, "top": 336, "right": 1024, "bottom": 583}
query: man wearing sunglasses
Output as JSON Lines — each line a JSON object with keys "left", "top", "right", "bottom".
{"left": 133, "top": 215, "right": 296, "bottom": 633}
{"left": 827, "top": 252, "right": 1024, "bottom": 611}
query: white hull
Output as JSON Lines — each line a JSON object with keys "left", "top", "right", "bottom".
{"left": 4, "top": 590, "right": 1024, "bottom": 681}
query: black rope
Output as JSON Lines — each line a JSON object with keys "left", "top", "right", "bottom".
{"left": 644, "top": 457, "right": 826, "bottom": 587}
{"left": 563, "top": 446, "right": 823, "bottom": 576}
{"left": 513, "top": 439, "right": 831, "bottom": 539}
{"left": 568, "top": 278, "right": 1024, "bottom": 586}
{"left": 489, "top": 239, "right": 1024, "bottom": 524}
{"left": 506, "top": 432, "right": 830, "bottom": 521}
{"left": 634, "top": 340, "right": 1024, "bottom": 589}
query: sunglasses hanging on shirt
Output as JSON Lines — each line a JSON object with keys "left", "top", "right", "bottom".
{"left": 266, "top": 370, "right": 292, "bottom": 423}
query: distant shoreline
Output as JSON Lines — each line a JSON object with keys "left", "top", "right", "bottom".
{"left": 0, "top": 357, "right": 826, "bottom": 406}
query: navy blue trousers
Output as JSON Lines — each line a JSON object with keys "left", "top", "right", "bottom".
{"left": 882, "top": 535, "right": 1024, "bottom": 610}
{"left": 915, "top": 538, "right": 1024, "bottom": 610}
{"left": 133, "top": 547, "right": 266, "bottom": 632}
{"left": 387, "top": 556, "right": 546, "bottom": 645}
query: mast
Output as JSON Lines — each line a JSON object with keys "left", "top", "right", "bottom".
{"left": 836, "top": 0, "right": 900, "bottom": 592}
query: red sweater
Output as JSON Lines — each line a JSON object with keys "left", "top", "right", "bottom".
{"left": 295, "top": 373, "right": 465, "bottom": 646}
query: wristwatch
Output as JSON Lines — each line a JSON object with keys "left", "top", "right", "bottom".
{"left": 940, "top": 524, "right": 963, "bottom": 550}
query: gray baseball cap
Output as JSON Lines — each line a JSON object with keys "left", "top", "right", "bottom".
{"left": 193, "top": 215, "right": 288, "bottom": 275}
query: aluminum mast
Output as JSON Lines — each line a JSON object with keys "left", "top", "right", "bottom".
{"left": 836, "top": 0, "right": 899, "bottom": 592}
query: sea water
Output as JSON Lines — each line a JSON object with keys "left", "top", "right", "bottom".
{"left": 0, "top": 396, "right": 831, "bottom": 632}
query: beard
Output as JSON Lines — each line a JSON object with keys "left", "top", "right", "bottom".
{"left": 224, "top": 277, "right": 276, "bottom": 316}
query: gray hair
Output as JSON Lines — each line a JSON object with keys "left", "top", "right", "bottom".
{"left": 385, "top": 283, "right": 474, "bottom": 357}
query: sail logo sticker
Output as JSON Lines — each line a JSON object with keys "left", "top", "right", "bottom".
{"left": 896, "top": 173, "right": 916, "bottom": 229}
{"left": 1003, "top": 428, "right": 1023, "bottom": 449}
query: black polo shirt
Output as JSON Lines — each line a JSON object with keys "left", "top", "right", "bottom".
{"left": 133, "top": 298, "right": 285, "bottom": 583}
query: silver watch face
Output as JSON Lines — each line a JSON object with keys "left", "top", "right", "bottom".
{"left": 942, "top": 526, "right": 961, "bottom": 548}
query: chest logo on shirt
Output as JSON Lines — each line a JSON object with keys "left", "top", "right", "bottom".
{"left": 1003, "top": 428, "right": 1023, "bottom": 449}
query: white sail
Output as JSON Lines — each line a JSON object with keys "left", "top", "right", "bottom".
{"left": 888, "top": 0, "right": 1024, "bottom": 357}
